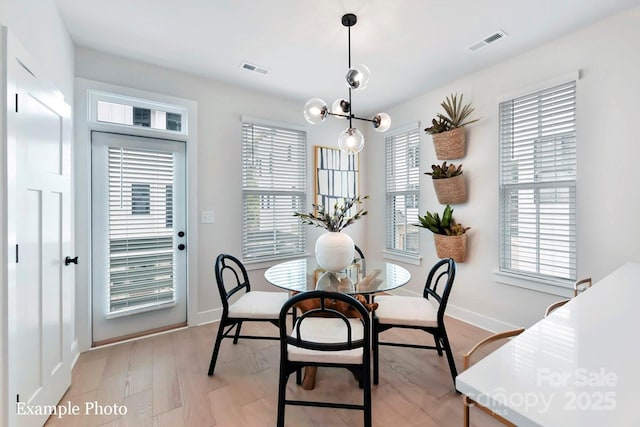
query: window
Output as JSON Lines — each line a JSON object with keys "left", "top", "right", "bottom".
{"left": 499, "top": 80, "right": 577, "bottom": 282}
{"left": 94, "top": 97, "right": 184, "bottom": 132}
{"left": 131, "top": 183, "right": 150, "bottom": 215}
{"left": 241, "top": 121, "right": 306, "bottom": 262}
{"left": 385, "top": 124, "right": 420, "bottom": 255}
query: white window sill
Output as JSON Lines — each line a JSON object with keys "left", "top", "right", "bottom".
{"left": 383, "top": 250, "right": 422, "bottom": 266}
{"left": 493, "top": 270, "right": 574, "bottom": 297}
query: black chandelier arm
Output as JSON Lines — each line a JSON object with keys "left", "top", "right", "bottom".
{"left": 326, "top": 111, "right": 377, "bottom": 124}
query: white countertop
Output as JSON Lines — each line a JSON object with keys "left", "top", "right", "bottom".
{"left": 456, "top": 262, "right": 640, "bottom": 426}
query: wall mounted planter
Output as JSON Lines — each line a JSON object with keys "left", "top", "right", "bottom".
{"left": 432, "top": 173, "right": 467, "bottom": 205}
{"left": 432, "top": 127, "right": 466, "bottom": 160}
{"left": 433, "top": 233, "right": 467, "bottom": 263}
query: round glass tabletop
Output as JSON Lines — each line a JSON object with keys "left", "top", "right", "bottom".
{"left": 264, "top": 257, "right": 411, "bottom": 295}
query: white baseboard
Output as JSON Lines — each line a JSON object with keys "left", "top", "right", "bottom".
{"left": 445, "top": 304, "right": 519, "bottom": 333}
{"left": 196, "top": 308, "right": 223, "bottom": 326}
{"left": 383, "top": 289, "right": 518, "bottom": 333}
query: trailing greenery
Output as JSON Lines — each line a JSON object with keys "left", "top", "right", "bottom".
{"left": 424, "top": 93, "right": 479, "bottom": 135}
{"left": 425, "top": 161, "right": 463, "bottom": 179}
{"left": 294, "top": 195, "right": 368, "bottom": 232}
{"left": 415, "top": 204, "right": 470, "bottom": 236}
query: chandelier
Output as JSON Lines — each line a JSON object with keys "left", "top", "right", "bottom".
{"left": 303, "top": 13, "right": 391, "bottom": 153}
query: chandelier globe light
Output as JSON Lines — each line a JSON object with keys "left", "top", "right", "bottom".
{"left": 302, "top": 13, "right": 391, "bottom": 153}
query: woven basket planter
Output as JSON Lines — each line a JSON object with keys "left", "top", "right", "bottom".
{"left": 432, "top": 127, "right": 466, "bottom": 160}
{"left": 432, "top": 174, "right": 467, "bottom": 205}
{"left": 433, "top": 233, "right": 467, "bottom": 263}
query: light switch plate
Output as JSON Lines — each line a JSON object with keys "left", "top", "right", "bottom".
{"left": 201, "top": 211, "right": 215, "bottom": 224}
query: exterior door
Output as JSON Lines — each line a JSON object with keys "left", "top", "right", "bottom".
{"left": 91, "top": 132, "right": 187, "bottom": 344}
{"left": 7, "top": 35, "right": 74, "bottom": 427}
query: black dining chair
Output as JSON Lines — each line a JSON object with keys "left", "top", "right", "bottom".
{"left": 207, "top": 253, "right": 290, "bottom": 376}
{"left": 372, "top": 258, "right": 458, "bottom": 388}
{"left": 277, "top": 290, "right": 372, "bottom": 427}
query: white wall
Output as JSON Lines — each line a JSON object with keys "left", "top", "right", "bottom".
{"left": 73, "top": 47, "right": 365, "bottom": 327}
{"left": 364, "top": 5, "right": 640, "bottom": 330}
{"left": 0, "top": 0, "right": 74, "bottom": 423}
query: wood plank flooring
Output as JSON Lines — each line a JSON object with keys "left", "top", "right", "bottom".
{"left": 45, "top": 317, "right": 507, "bottom": 427}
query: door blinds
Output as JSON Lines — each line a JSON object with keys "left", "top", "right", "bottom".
{"left": 107, "top": 146, "right": 176, "bottom": 314}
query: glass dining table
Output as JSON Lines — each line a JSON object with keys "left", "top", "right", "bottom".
{"left": 264, "top": 256, "right": 411, "bottom": 295}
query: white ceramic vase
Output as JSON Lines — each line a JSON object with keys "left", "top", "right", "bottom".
{"left": 315, "top": 231, "right": 355, "bottom": 272}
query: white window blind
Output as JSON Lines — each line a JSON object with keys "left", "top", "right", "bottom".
{"left": 385, "top": 125, "right": 420, "bottom": 255}
{"left": 499, "top": 80, "right": 577, "bottom": 281}
{"left": 108, "top": 147, "right": 176, "bottom": 314}
{"left": 242, "top": 122, "right": 306, "bottom": 261}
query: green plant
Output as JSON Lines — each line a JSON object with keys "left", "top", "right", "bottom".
{"left": 425, "top": 161, "right": 463, "bottom": 179}
{"left": 415, "top": 205, "right": 470, "bottom": 236}
{"left": 424, "top": 93, "right": 479, "bottom": 134}
{"left": 294, "top": 195, "right": 368, "bottom": 232}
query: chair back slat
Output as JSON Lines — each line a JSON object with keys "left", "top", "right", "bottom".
{"left": 423, "top": 258, "right": 456, "bottom": 324}
{"left": 280, "top": 291, "right": 370, "bottom": 353}
{"left": 215, "top": 254, "right": 251, "bottom": 312}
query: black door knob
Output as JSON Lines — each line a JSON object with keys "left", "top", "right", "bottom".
{"left": 178, "top": 231, "right": 185, "bottom": 237}
{"left": 65, "top": 256, "right": 78, "bottom": 265}
{"left": 178, "top": 244, "right": 186, "bottom": 251}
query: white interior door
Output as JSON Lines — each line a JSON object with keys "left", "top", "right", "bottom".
{"left": 91, "top": 132, "right": 187, "bottom": 344}
{"left": 7, "top": 36, "right": 74, "bottom": 427}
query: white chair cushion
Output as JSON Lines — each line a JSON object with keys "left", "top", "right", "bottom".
{"left": 287, "top": 317, "right": 364, "bottom": 364}
{"left": 228, "top": 291, "right": 289, "bottom": 319}
{"left": 375, "top": 295, "right": 439, "bottom": 327}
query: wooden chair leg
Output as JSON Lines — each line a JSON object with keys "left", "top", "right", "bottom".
{"left": 434, "top": 334, "right": 443, "bottom": 356}
{"left": 232, "top": 321, "right": 243, "bottom": 344}
{"left": 207, "top": 322, "right": 226, "bottom": 376}
{"left": 372, "top": 323, "right": 380, "bottom": 385}
{"left": 440, "top": 330, "right": 458, "bottom": 389}
{"left": 276, "top": 369, "right": 287, "bottom": 427}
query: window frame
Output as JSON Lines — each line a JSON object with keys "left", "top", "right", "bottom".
{"left": 384, "top": 122, "right": 421, "bottom": 263}
{"left": 497, "top": 78, "right": 578, "bottom": 289}
{"left": 241, "top": 117, "right": 307, "bottom": 264}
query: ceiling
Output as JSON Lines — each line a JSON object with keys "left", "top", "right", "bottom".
{"left": 55, "top": 0, "right": 640, "bottom": 114}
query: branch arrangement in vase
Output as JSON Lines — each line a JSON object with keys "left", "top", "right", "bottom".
{"left": 415, "top": 204, "right": 470, "bottom": 235}
{"left": 424, "top": 93, "right": 479, "bottom": 135}
{"left": 294, "top": 195, "right": 369, "bottom": 232}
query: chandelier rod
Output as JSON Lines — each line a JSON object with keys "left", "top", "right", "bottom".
{"left": 347, "top": 22, "right": 353, "bottom": 128}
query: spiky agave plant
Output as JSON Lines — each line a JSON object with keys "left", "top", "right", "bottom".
{"left": 415, "top": 205, "right": 469, "bottom": 236}
{"left": 440, "top": 93, "right": 479, "bottom": 128}
{"left": 424, "top": 93, "right": 479, "bottom": 134}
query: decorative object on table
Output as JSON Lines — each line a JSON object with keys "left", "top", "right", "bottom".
{"left": 424, "top": 93, "right": 479, "bottom": 160}
{"left": 303, "top": 13, "right": 391, "bottom": 153}
{"left": 426, "top": 161, "right": 467, "bottom": 204}
{"left": 314, "top": 145, "right": 358, "bottom": 216}
{"left": 294, "top": 195, "right": 368, "bottom": 272}
{"left": 415, "top": 204, "right": 470, "bottom": 262}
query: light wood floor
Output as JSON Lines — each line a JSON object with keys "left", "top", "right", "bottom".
{"left": 45, "top": 317, "right": 507, "bottom": 427}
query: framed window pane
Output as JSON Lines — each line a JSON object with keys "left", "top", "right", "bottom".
{"left": 242, "top": 121, "right": 307, "bottom": 261}
{"left": 499, "top": 81, "right": 577, "bottom": 281}
{"left": 385, "top": 125, "right": 420, "bottom": 255}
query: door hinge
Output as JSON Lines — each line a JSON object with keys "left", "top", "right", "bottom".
{"left": 15, "top": 244, "right": 19, "bottom": 263}
{"left": 15, "top": 93, "right": 18, "bottom": 113}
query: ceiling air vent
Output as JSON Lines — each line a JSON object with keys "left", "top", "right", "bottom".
{"left": 468, "top": 30, "right": 508, "bottom": 52}
{"left": 240, "top": 61, "right": 270, "bottom": 75}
